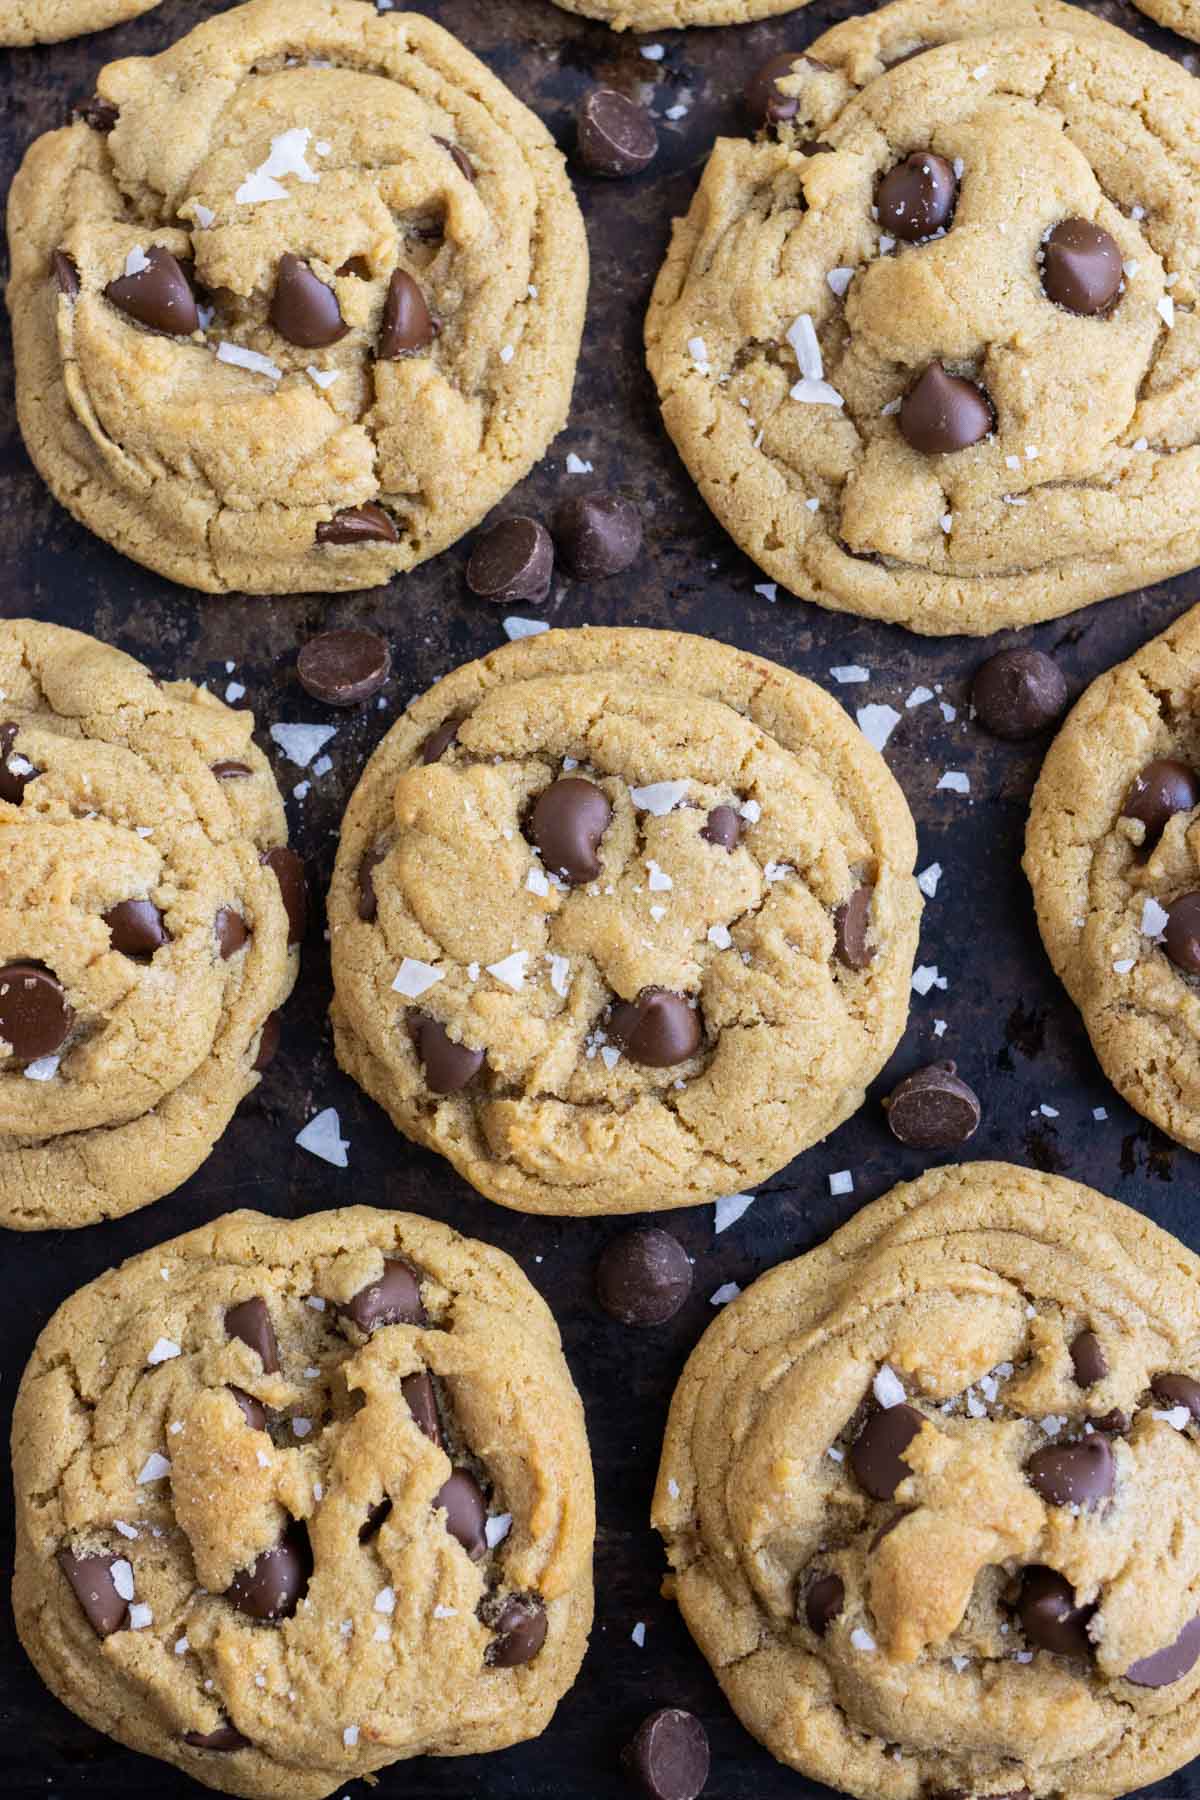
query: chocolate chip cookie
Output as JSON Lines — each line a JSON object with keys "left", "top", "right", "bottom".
{"left": 0, "top": 0, "right": 160, "bottom": 46}
{"left": 6, "top": 0, "right": 588, "bottom": 595}
{"left": 0, "top": 620, "right": 298, "bottom": 1231}
{"left": 1134, "top": 0, "right": 1200, "bottom": 42}
{"left": 328, "top": 626, "right": 921, "bottom": 1216}
{"left": 13, "top": 1204, "right": 594, "bottom": 1798}
{"left": 645, "top": 0, "right": 1200, "bottom": 636}
{"left": 549, "top": 0, "right": 810, "bottom": 28}
{"left": 654, "top": 1160, "right": 1200, "bottom": 1800}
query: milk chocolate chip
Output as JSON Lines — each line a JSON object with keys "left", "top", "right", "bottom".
{"left": 410, "top": 1013, "right": 485, "bottom": 1093}
{"left": 215, "top": 909, "right": 249, "bottom": 959}
{"left": 316, "top": 503, "right": 398, "bottom": 546}
{"left": 621, "top": 1709, "right": 710, "bottom": 1800}
{"left": 1123, "top": 759, "right": 1200, "bottom": 843}
{"left": 577, "top": 89, "right": 657, "bottom": 178}
{"left": 0, "top": 723, "right": 37, "bottom": 804}
{"left": 342, "top": 1258, "right": 426, "bottom": 1331}
{"left": 357, "top": 846, "right": 386, "bottom": 922}
{"left": 1151, "top": 1373, "right": 1200, "bottom": 1421}
{"left": 834, "top": 885, "right": 875, "bottom": 969}
{"left": 529, "top": 777, "right": 611, "bottom": 883}
{"left": 260, "top": 847, "right": 307, "bottom": 946}
{"left": 1165, "top": 893, "right": 1200, "bottom": 975}
{"left": 103, "top": 899, "right": 169, "bottom": 960}
{"left": 379, "top": 267, "right": 435, "bottom": 359}
{"left": 225, "top": 1526, "right": 310, "bottom": 1621}
{"left": 1026, "top": 1436, "right": 1114, "bottom": 1508}
{"left": 489, "top": 1595, "right": 548, "bottom": 1666}
{"left": 884, "top": 1062, "right": 981, "bottom": 1149}
{"left": 554, "top": 493, "right": 642, "bottom": 579}
{"left": 1017, "top": 1566, "right": 1095, "bottom": 1658}
{"left": 850, "top": 1404, "right": 924, "bottom": 1500}
{"left": 225, "top": 1297, "right": 279, "bottom": 1373}
{"left": 900, "top": 362, "right": 992, "bottom": 454}
{"left": 745, "top": 52, "right": 814, "bottom": 127}
{"left": 183, "top": 1722, "right": 251, "bottom": 1752}
{"left": 297, "top": 628, "right": 390, "bottom": 706}
{"left": 608, "top": 989, "right": 702, "bottom": 1067}
{"left": 401, "top": 1370, "right": 442, "bottom": 1446}
{"left": 466, "top": 517, "right": 553, "bottom": 604}
{"left": 801, "top": 1570, "right": 845, "bottom": 1636}
{"left": 105, "top": 248, "right": 198, "bottom": 336}
{"left": 0, "top": 963, "right": 73, "bottom": 1061}
{"left": 701, "top": 806, "right": 742, "bottom": 851}
{"left": 972, "top": 649, "right": 1068, "bottom": 740}
{"left": 53, "top": 251, "right": 79, "bottom": 299}
{"left": 1070, "top": 1330, "right": 1108, "bottom": 1388}
{"left": 57, "top": 1551, "right": 128, "bottom": 1637}
{"left": 434, "top": 1470, "right": 487, "bottom": 1558}
{"left": 1042, "top": 219, "right": 1123, "bottom": 316}
{"left": 230, "top": 1386, "right": 267, "bottom": 1431}
{"left": 421, "top": 716, "right": 463, "bottom": 765}
{"left": 1126, "top": 1614, "right": 1200, "bottom": 1688}
{"left": 595, "top": 1226, "right": 692, "bottom": 1326}
{"left": 877, "top": 151, "right": 957, "bottom": 241}
{"left": 270, "top": 254, "right": 347, "bottom": 348}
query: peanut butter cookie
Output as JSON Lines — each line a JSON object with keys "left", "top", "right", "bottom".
{"left": 1134, "top": 0, "right": 1200, "bottom": 43}
{"left": 548, "top": 0, "right": 811, "bottom": 29}
{"left": 0, "top": 0, "right": 160, "bottom": 47}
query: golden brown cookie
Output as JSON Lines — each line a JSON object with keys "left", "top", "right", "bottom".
{"left": 1134, "top": 0, "right": 1200, "bottom": 42}
{"left": 13, "top": 1204, "right": 594, "bottom": 1799}
{"left": 547, "top": 0, "right": 810, "bottom": 28}
{"left": 0, "top": 619, "right": 298, "bottom": 1232}
{"left": 645, "top": 0, "right": 1200, "bottom": 636}
{"left": 0, "top": 0, "right": 160, "bottom": 46}
{"left": 5, "top": 0, "right": 588, "bottom": 595}
{"left": 328, "top": 626, "right": 921, "bottom": 1216}
{"left": 654, "top": 1161, "right": 1200, "bottom": 1800}
{"left": 1025, "top": 603, "right": 1200, "bottom": 1153}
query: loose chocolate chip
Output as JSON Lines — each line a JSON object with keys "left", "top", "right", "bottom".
{"left": 342, "top": 1258, "right": 427, "bottom": 1331}
{"left": 834, "top": 885, "right": 875, "bottom": 969}
{"left": 378, "top": 267, "right": 435, "bottom": 359}
{"left": 1123, "top": 759, "right": 1200, "bottom": 843}
{"left": 621, "top": 1709, "right": 710, "bottom": 1800}
{"left": 421, "top": 716, "right": 464, "bottom": 764}
{"left": 316, "top": 503, "right": 399, "bottom": 546}
{"left": 1026, "top": 1435, "right": 1114, "bottom": 1508}
{"left": 884, "top": 1062, "right": 981, "bottom": 1149}
{"left": 253, "top": 1011, "right": 281, "bottom": 1073}
{"left": 57, "top": 1551, "right": 128, "bottom": 1637}
{"left": 225, "top": 1297, "right": 279, "bottom": 1373}
{"left": 357, "top": 846, "right": 387, "bottom": 922}
{"left": 744, "top": 52, "right": 811, "bottom": 127}
{"left": 1089, "top": 1409, "right": 1129, "bottom": 1435}
{"left": 410, "top": 1012, "right": 485, "bottom": 1093}
{"left": 105, "top": 247, "right": 198, "bottom": 337}
{"left": 466, "top": 517, "right": 554, "bottom": 604}
{"left": 72, "top": 95, "right": 119, "bottom": 130}
{"left": 1042, "top": 218, "right": 1123, "bottom": 316}
{"left": 489, "top": 1595, "right": 548, "bottom": 1666}
{"left": 401, "top": 1370, "right": 442, "bottom": 1446}
{"left": 850, "top": 1404, "right": 924, "bottom": 1501}
{"left": 215, "top": 908, "right": 249, "bottom": 959}
{"left": 596, "top": 1226, "right": 692, "bottom": 1326}
{"left": 529, "top": 776, "right": 611, "bottom": 884}
{"left": 1070, "top": 1330, "right": 1108, "bottom": 1388}
{"left": 877, "top": 151, "right": 958, "bottom": 241}
{"left": 0, "top": 723, "right": 38, "bottom": 804}
{"left": 608, "top": 989, "right": 702, "bottom": 1068}
{"left": 260, "top": 847, "right": 307, "bottom": 947}
{"left": 577, "top": 89, "right": 657, "bottom": 178}
{"left": 701, "top": 806, "right": 743, "bottom": 851}
{"left": 434, "top": 1470, "right": 487, "bottom": 1559}
{"left": 183, "top": 1722, "right": 251, "bottom": 1752}
{"left": 1125, "top": 1614, "right": 1200, "bottom": 1687}
{"left": 297, "top": 628, "right": 391, "bottom": 707}
{"left": 972, "top": 649, "right": 1068, "bottom": 740}
{"left": 360, "top": 1498, "right": 392, "bottom": 1542}
{"left": 225, "top": 1525, "right": 310, "bottom": 1621}
{"left": 553, "top": 493, "right": 643, "bottom": 579}
{"left": 0, "top": 963, "right": 73, "bottom": 1061}
{"left": 900, "top": 362, "right": 992, "bottom": 454}
{"left": 801, "top": 1570, "right": 845, "bottom": 1636}
{"left": 269, "top": 253, "right": 348, "bottom": 349}
{"left": 53, "top": 251, "right": 80, "bottom": 298}
{"left": 1017, "top": 1566, "right": 1096, "bottom": 1658}
{"left": 433, "top": 135, "right": 475, "bottom": 182}
{"left": 103, "top": 899, "right": 169, "bottom": 961}
{"left": 212, "top": 760, "right": 253, "bottom": 781}
{"left": 1164, "top": 893, "right": 1200, "bottom": 975}
{"left": 1151, "top": 1373, "right": 1200, "bottom": 1421}
{"left": 229, "top": 1386, "right": 267, "bottom": 1431}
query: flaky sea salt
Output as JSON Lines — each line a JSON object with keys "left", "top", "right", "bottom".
{"left": 646, "top": 860, "right": 673, "bottom": 892}
{"left": 917, "top": 863, "right": 943, "bottom": 898}
{"left": 564, "top": 453, "right": 593, "bottom": 475}
{"left": 392, "top": 958, "right": 444, "bottom": 999}
{"left": 831, "top": 666, "right": 870, "bottom": 684}
{"left": 269, "top": 722, "right": 337, "bottom": 767}
{"left": 217, "top": 341, "right": 282, "bottom": 381}
{"left": 707, "top": 923, "right": 732, "bottom": 949}
{"left": 827, "top": 267, "right": 855, "bottom": 298}
{"left": 129, "top": 1603, "right": 153, "bottom": 1630}
{"left": 487, "top": 951, "right": 529, "bottom": 991}
{"left": 124, "top": 245, "right": 150, "bottom": 278}
{"left": 295, "top": 1107, "right": 349, "bottom": 1168}
{"left": 714, "top": 1192, "right": 754, "bottom": 1233}
{"left": 374, "top": 1587, "right": 396, "bottom": 1614}
{"left": 237, "top": 127, "right": 321, "bottom": 204}
{"left": 912, "top": 965, "right": 948, "bottom": 995}
{"left": 873, "top": 1365, "right": 906, "bottom": 1409}
{"left": 503, "top": 617, "right": 549, "bottom": 641}
{"left": 936, "top": 771, "right": 970, "bottom": 794}
{"left": 829, "top": 1170, "right": 854, "bottom": 1196}
{"left": 856, "top": 704, "right": 902, "bottom": 751}
{"left": 112, "top": 1560, "right": 136, "bottom": 1602}
{"left": 710, "top": 1282, "right": 741, "bottom": 1306}
{"left": 485, "top": 1513, "right": 513, "bottom": 1549}
{"left": 147, "top": 1338, "right": 181, "bottom": 1366}
{"left": 137, "top": 1453, "right": 171, "bottom": 1485}
{"left": 548, "top": 954, "right": 571, "bottom": 998}
{"left": 630, "top": 780, "right": 689, "bottom": 815}
{"left": 850, "top": 1628, "right": 877, "bottom": 1652}
{"left": 1142, "top": 897, "right": 1169, "bottom": 940}
{"left": 24, "top": 1055, "right": 60, "bottom": 1081}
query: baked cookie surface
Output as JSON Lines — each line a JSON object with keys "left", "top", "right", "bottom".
{"left": 654, "top": 1161, "right": 1200, "bottom": 1800}
{"left": 5, "top": 0, "right": 587, "bottom": 595}
{"left": 12, "top": 1205, "right": 594, "bottom": 1800}
{"left": 645, "top": 0, "right": 1200, "bottom": 636}
{"left": 0, "top": 0, "right": 159, "bottom": 47}
{"left": 328, "top": 626, "right": 921, "bottom": 1216}
{"left": 1133, "top": 0, "right": 1200, "bottom": 41}
{"left": 547, "top": 0, "right": 810, "bottom": 30}
{"left": 0, "top": 619, "right": 298, "bottom": 1232}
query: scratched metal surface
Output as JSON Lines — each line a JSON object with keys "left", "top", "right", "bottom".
{"left": 1, "top": 0, "right": 1199, "bottom": 1795}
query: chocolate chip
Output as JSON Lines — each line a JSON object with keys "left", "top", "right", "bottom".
{"left": 0, "top": 963, "right": 73, "bottom": 1061}
{"left": 1042, "top": 219, "right": 1123, "bottom": 316}
{"left": 105, "top": 247, "right": 198, "bottom": 337}
{"left": 701, "top": 806, "right": 742, "bottom": 851}
{"left": 297, "top": 628, "right": 391, "bottom": 707}
{"left": 883, "top": 1062, "right": 981, "bottom": 1149}
{"left": 1164, "top": 893, "right": 1200, "bottom": 974}
{"left": 410, "top": 1012, "right": 485, "bottom": 1093}
{"left": 53, "top": 251, "right": 79, "bottom": 298}
{"left": 1151, "top": 1373, "right": 1200, "bottom": 1421}
{"left": 215, "top": 908, "right": 249, "bottom": 959}
{"left": 745, "top": 52, "right": 813, "bottom": 127}
{"left": 0, "top": 723, "right": 38, "bottom": 804}
{"left": 972, "top": 649, "right": 1068, "bottom": 740}
{"left": 401, "top": 1370, "right": 442, "bottom": 1446}
{"left": 621, "top": 1709, "right": 710, "bottom": 1800}
{"left": 260, "top": 847, "right": 307, "bottom": 947}
{"left": 434, "top": 1470, "right": 487, "bottom": 1558}
{"left": 378, "top": 267, "right": 435, "bottom": 359}
{"left": 212, "top": 760, "right": 253, "bottom": 781}
{"left": 103, "top": 899, "right": 169, "bottom": 961}
{"left": 183, "top": 1722, "right": 251, "bottom": 1752}
{"left": 877, "top": 151, "right": 957, "bottom": 241}
{"left": 229, "top": 1386, "right": 267, "bottom": 1431}
{"left": 1070, "top": 1330, "right": 1108, "bottom": 1388}
{"left": 253, "top": 1011, "right": 281, "bottom": 1073}
{"left": 224, "top": 1298, "right": 279, "bottom": 1373}
{"left": 850, "top": 1404, "right": 924, "bottom": 1500}
{"left": 1125, "top": 1614, "right": 1200, "bottom": 1688}
{"left": 529, "top": 777, "right": 611, "bottom": 884}
{"left": 489, "top": 1595, "right": 548, "bottom": 1666}
{"left": 608, "top": 989, "right": 702, "bottom": 1068}
{"left": 834, "top": 885, "right": 875, "bottom": 969}
{"left": 900, "top": 362, "right": 993, "bottom": 454}
{"left": 225, "top": 1525, "right": 310, "bottom": 1621}
{"left": 553, "top": 493, "right": 642, "bottom": 579}
{"left": 72, "top": 95, "right": 119, "bottom": 131}
{"left": 341, "top": 1258, "right": 427, "bottom": 1331}
{"left": 466, "top": 517, "right": 554, "bottom": 604}
{"left": 421, "top": 716, "right": 463, "bottom": 765}
{"left": 1123, "top": 759, "right": 1200, "bottom": 842}
{"left": 577, "top": 89, "right": 657, "bottom": 178}
{"left": 357, "top": 846, "right": 386, "bottom": 922}
{"left": 57, "top": 1551, "right": 128, "bottom": 1637}
{"left": 1089, "top": 1409, "right": 1129, "bottom": 1435}
{"left": 1026, "top": 1435, "right": 1114, "bottom": 1508}
{"left": 596, "top": 1226, "right": 692, "bottom": 1326}
{"left": 1017, "top": 1566, "right": 1095, "bottom": 1658}
{"left": 433, "top": 136, "right": 475, "bottom": 182}
{"left": 315, "top": 503, "right": 399, "bottom": 545}
{"left": 269, "top": 254, "right": 347, "bottom": 349}
{"left": 801, "top": 1570, "right": 845, "bottom": 1636}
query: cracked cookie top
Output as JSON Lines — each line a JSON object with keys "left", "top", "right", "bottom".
{"left": 0, "top": 619, "right": 297, "bottom": 1231}
{"left": 0, "top": 0, "right": 161, "bottom": 47}
{"left": 5, "top": 0, "right": 587, "bottom": 595}
{"left": 645, "top": 0, "right": 1200, "bottom": 636}
{"left": 1133, "top": 0, "right": 1200, "bottom": 43}
{"left": 328, "top": 627, "right": 920, "bottom": 1216}
{"left": 12, "top": 1205, "right": 594, "bottom": 1800}
{"left": 654, "top": 1162, "right": 1200, "bottom": 1800}
{"left": 1026, "top": 601, "right": 1200, "bottom": 1155}
{"left": 547, "top": 0, "right": 811, "bottom": 30}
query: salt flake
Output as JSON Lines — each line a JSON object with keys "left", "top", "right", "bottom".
{"left": 714, "top": 1192, "right": 754, "bottom": 1233}
{"left": 295, "top": 1107, "right": 349, "bottom": 1168}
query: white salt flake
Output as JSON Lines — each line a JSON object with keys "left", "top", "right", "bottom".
{"left": 112, "top": 1560, "right": 136, "bottom": 1602}
{"left": 503, "top": 617, "right": 549, "bottom": 641}
{"left": 499, "top": 344, "right": 515, "bottom": 365}
{"left": 433, "top": 1604, "right": 457, "bottom": 1619}
{"left": 933, "top": 1019, "right": 948, "bottom": 1038}
{"left": 707, "top": 923, "right": 732, "bottom": 949}
{"left": 147, "top": 1338, "right": 181, "bottom": 1366}
{"left": 710, "top": 1282, "right": 741, "bottom": 1306}
{"left": 343, "top": 1726, "right": 359, "bottom": 1748}
{"left": 237, "top": 127, "right": 321, "bottom": 204}
{"left": 649, "top": 904, "right": 667, "bottom": 922}
{"left": 829, "top": 1170, "right": 854, "bottom": 1196}
{"left": 881, "top": 397, "right": 902, "bottom": 416}
{"left": 24, "top": 1055, "right": 60, "bottom": 1081}
{"left": 1093, "top": 1107, "right": 1108, "bottom": 1121}
{"left": 856, "top": 704, "right": 902, "bottom": 751}
{"left": 972, "top": 64, "right": 989, "bottom": 79}
{"left": 907, "top": 686, "right": 934, "bottom": 709}
{"left": 851, "top": 1628, "right": 877, "bottom": 1652}
{"left": 1040, "top": 1415, "right": 1066, "bottom": 1437}
{"left": 827, "top": 1446, "right": 845, "bottom": 1463}
{"left": 485, "top": 1513, "right": 513, "bottom": 1549}
{"left": 786, "top": 314, "right": 823, "bottom": 382}
{"left": 917, "top": 863, "right": 943, "bottom": 899}
{"left": 256, "top": 1448, "right": 270, "bottom": 1468}
{"left": 714, "top": 1192, "right": 754, "bottom": 1233}
{"left": 217, "top": 341, "right": 282, "bottom": 381}
{"left": 873, "top": 1365, "right": 906, "bottom": 1410}
{"left": 941, "top": 513, "right": 953, "bottom": 536}
{"left": 763, "top": 861, "right": 793, "bottom": 883}
{"left": 269, "top": 722, "right": 337, "bottom": 767}
{"left": 831, "top": 666, "right": 870, "bottom": 684}
{"left": 129, "top": 1603, "right": 153, "bottom": 1630}
{"left": 1153, "top": 1407, "right": 1192, "bottom": 1431}
{"left": 526, "top": 866, "right": 551, "bottom": 898}
{"left": 665, "top": 103, "right": 688, "bottom": 121}
{"left": 940, "top": 701, "right": 957, "bottom": 722}
{"left": 548, "top": 954, "right": 572, "bottom": 998}
{"left": 373, "top": 1621, "right": 391, "bottom": 1640}
{"left": 951, "top": 1653, "right": 970, "bottom": 1672}
{"left": 936, "top": 771, "right": 970, "bottom": 795}
{"left": 291, "top": 1416, "right": 312, "bottom": 1439}
{"left": 640, "top": 43, "right": 665, "bottom": 59}
{"left": 754, "top": 582, "right": 778, "bottom": 602}
{"left": 392, "top": 958, "right": 444, "bottom": 999}
{"left": 631, "top": 1622, "right": 647, "bottom": 1647}
{"left": 1142, "top": 898, "right": 1169, "bottom": 940}
{"left": 374, "top": 1587, "right": 396, "bottom": 1614}
{"left": 966, "top": 1389, "right": 987, "bottom": 1419}
{"left": 630, "top": 780, "right": 689, "bottom": 816}
{"left": 1112, "top": 958, "right": 1136, "bottom": 975}
{"left": 1039, "top": 1104, "right": 1059, "bottom": 1118}
{"left": 646, "top": 860, "right": 673, "bottom": 892}
{"left": 295, "top": 1107, "right": 349, "bottom": 1168}
{"left": 1159, "top": 295, "right": 1176, "bottom": 329}
{"left": 740, "top": 799, "right": 761, "bottom": 823}
{"left": 827, "top": 267, "right": 855, "bottom": 298}
{"left": 175, "top": 1635, "right": 190, "bottom": 1654}
{"left": 565, "top": 452, "right": 593, "bottom": 475}
{"left": 307, "top": 365, "right": 339, "bottom": 389}
{"left": 790, "top": 377, "right": 845, "bottom": 408}
{"left": 667, "top": 1477, "right": 681, "bottom": 1499}
{"left": 687, "top": 336, "right": 710, "bottom": 374}
{"left": 305, "top": 1295, "right": 326, "bottom": 1312}
{"left": 912, "top": 965, "right": 948, "bottom": 995}
{"left": 487, "top": 951, "right": 529, "bottom": 991}
{"left": 124, "top": 245, "right": 150, "bottom": 277}
{"left": 137, "top": 1453, "right": 171, "bottom": 1485}
{"left": 600, "top": 1045, "right": 621, "bottom": 1070}
{"left": 114, "top": 1521, "right": 138, "bottom": 1540}
{"left": 225, "top": 682, "right": 245, "bottom": 703}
